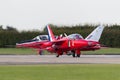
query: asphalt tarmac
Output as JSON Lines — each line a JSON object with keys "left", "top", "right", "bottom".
{"left": 0, "top": 55, "right": 120, "bottom": 65}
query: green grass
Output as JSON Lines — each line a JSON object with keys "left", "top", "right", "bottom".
{"left": 82, "top": 48, "right": 120, "bottom": 55}
{"left": 0, "top": 48, "right": 119, "bottom": 55}
{"left": 0, "top": 64, "right": 120, "bottom": 80}
{"left": 0, "top": 48, "right": 37, "bottom": 55}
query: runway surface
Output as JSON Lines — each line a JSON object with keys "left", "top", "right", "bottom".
{"left": 0, "top": 55, "right": 120, "bottom": 65}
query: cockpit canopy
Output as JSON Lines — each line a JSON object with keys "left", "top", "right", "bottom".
{"left": 17, "top": 35, "right": 48, "bottom": 44}
{"left": 68, "top": 33, "right": 84, "bottom": 40}
{"left": 33, "top": 35, "right": 48, "bottom": 41}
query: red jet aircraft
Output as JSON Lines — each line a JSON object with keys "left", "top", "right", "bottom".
{"left": 16, "top": 25, "right": 105, "bottom": 57}
{"left": 46, "top": 25, "right": 105, "bottom": 57}
{"left": 16, "top": 35, "right": 52, "bottom": 55}
{"left": 16, "top": 34, "right": 63, "bottom": 55}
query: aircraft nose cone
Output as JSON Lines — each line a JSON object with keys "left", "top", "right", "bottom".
{"left": 88, "top": 41, "right": 99, "bottom": 46}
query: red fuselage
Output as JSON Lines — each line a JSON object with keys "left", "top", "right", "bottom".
{"left": 45, "top": 37, "right": 101, "bottom": 53}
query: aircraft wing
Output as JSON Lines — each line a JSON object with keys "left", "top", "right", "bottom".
{"left": 16, "top": 41, "right": 46, "bottom": 48}
{"left": 51, "top": 39, "right": 66, "bottom": 45}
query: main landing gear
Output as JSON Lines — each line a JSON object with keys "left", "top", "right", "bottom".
{"left": 71, "top": 50, "right": 81, "bottom": 58}
{"left": 56, "top": 54, "right": 59, "bottom": 57}
{"left": 56, "top": 52, "right": 63, "bottom": 57}
{"left": 38, "top": 50, "right": 43, "bottom": 55}
{"left": 56, "top": 50, "right": 81, "bottom": 58}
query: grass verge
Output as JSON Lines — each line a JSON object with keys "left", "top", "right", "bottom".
{"left": 0, "top": 64, "right": 120, "bottom": 80}
{"left": 0, "top": 48, "right": 37, "bottom": 55}
{"left": 82, "top": 48, "right": 120, "bottom": 55}
{"left": 0, "top": 48, "right": 119, "bottom": 55}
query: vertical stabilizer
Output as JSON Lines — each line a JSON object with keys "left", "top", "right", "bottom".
{"left": 46, "top": 25, "right": 56, "bottom": 41}
{"left": 85, "top": 25, "right": 105, "bottom": 42}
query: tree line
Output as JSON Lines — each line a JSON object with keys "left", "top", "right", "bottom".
{"left": 0, "top": 24, "right": 120, "bottom": 48}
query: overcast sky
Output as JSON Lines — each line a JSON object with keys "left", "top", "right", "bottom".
{"left": 0, "top": 0, "right": 120, "bottom": 31}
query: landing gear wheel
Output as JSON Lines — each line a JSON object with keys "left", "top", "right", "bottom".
{"left": 71, "top": 51, "right": 76, "bottom": 57}
{"left": 56, "top": 55, "right": 59, "bottom": 57}
{"left": 77, "top": 54, "right": 80, "bottom": 57}
{"left": 72, "top": 53, "right": 75, "bottom": 57}
{"left": 39, "top": 50, "right": 43, "bottom": 55}
{"left": 76, "top": 50, "right": 81, "bottom": 58}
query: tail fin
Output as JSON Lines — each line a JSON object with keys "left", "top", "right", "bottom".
{"left": 85, "top": 25, "right": 105, "bottom": 42}
{"left": 46, "top": 25, "right": 56, "bottom": 41}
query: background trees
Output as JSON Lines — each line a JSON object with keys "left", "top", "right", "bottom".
{"left": 0, "top": 24, "right": 119, "bottom": 48}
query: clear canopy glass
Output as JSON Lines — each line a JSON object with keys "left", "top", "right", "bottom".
{"left": 33, "top": 35, "right": 48, "bottom": 41}
{"left": 67, "top": 33, "right": 83, "bottom": 40}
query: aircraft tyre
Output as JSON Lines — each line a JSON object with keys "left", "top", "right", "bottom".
{"left": 39, "top": 50, "right": 43, "bottom": 55}
{"left": 71, "top": 51, "right": 76, "bottom": 57}
{"left": 56, "top": 54, "right": 59, "bottom": 57}
{"left": 72, "top": 53, "right": 75, "bottom": 57}
{"left": 77, "top": 54, "right": 80, "bottom": 57}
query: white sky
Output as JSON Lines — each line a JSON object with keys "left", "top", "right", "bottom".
{"left": 0, "top": 0, "right": 120, "bottom": 31}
